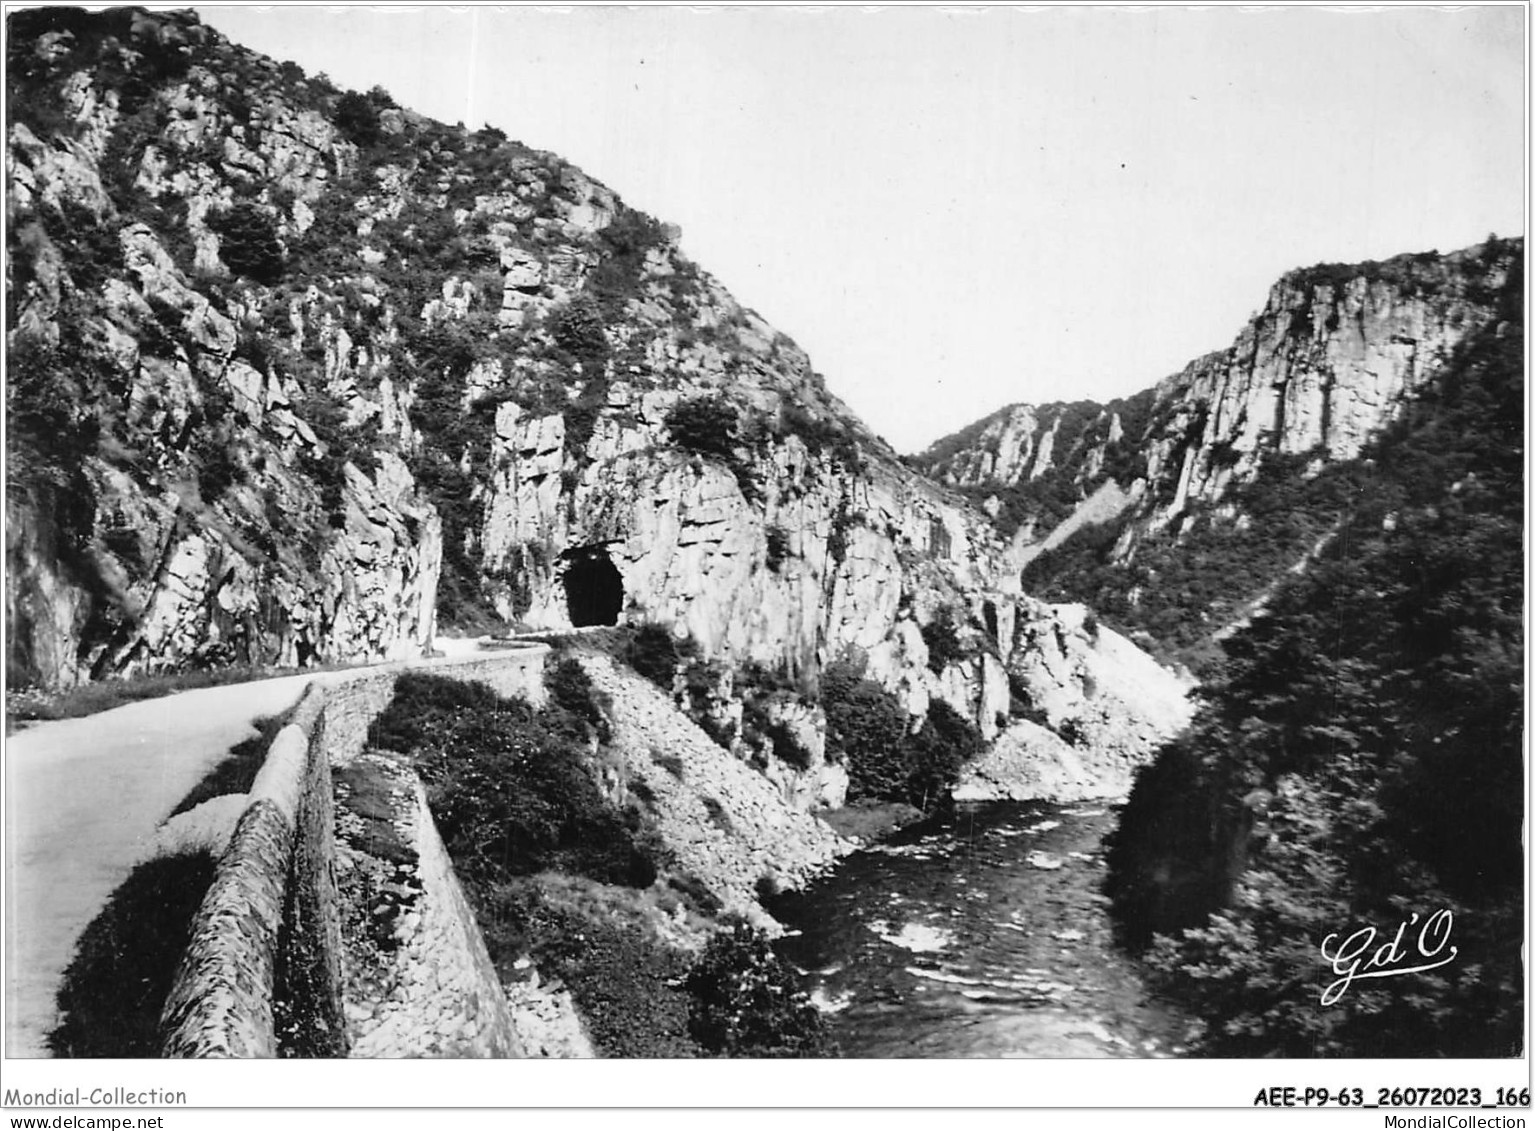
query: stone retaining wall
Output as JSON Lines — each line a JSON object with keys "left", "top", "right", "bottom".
{"left": 159, "top": 646, "right": 548, "bottom": 1058}
{"left": 334, "top": 753, "right": 522, "bottom": 1057}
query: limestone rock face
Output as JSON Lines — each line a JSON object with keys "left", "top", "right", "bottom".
{"left": 8, "top": 8, "right": 1194, "bottom": 806}
{"left": 919, "top": 242, "right": 1520, "bottom": 569}
{"left": 480, "top": 414, "right": 1002, "bottom": 699}
{"left": 959, "top": 600, "right": 1196, "bottom": 802}
{"left": 927, "top": 404, "right": 1061, "bottom": 487}
{"left": 8, "top": 122, "right": 113, "bottom": 218}
{"left": 1131, "top": 250, "right": 1518, "bottom": 535}
{"left": 7, "top": 10, "right": 439, "bottom": 686}
{"left": 923, "top": 400, "right": 1130, "bottom": 499}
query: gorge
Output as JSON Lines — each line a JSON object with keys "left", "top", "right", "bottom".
{"left": 4, "top": 6, "right": 1523, "bottom": 1062}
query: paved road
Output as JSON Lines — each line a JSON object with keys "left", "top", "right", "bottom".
{"left": 3, "top": 673, "right": 318, "bottom": 1058}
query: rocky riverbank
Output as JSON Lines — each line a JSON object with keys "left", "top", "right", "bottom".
{"left": 573, "top": 650, "right": 852, "bottom": 924}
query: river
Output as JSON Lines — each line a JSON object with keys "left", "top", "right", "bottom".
{"left": 770, "top": 799, "right": 1194, "bottom": 1057}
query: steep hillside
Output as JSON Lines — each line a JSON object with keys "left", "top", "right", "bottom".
{"left": 4, "top": 9, "right": 979, "bottom": 684}
{"left": 917, "top": 239, "right": 1522, "bottom": 667}
{"left": 915, "top": 391, "right": 1156, "bottom": 541}
{"left": 1103, "top": 281, "right": 1523, "bottom": 1056}
{"left": 8, "top": 7, "right": 446, "bottom": 686}
{"left": 4, "top": 7, "right": 1185, "bottom": 796}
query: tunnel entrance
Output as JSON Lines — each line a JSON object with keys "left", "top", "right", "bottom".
{"left": 561, "top": 545, "right": 624, "bottom": 627}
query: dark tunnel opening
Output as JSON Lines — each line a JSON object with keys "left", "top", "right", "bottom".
{"left": 562, "top": 546, "right": 624, "bottom": 627}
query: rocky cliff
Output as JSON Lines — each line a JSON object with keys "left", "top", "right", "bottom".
{"left": 8, "top": 8, "right": 443, "bottom": 687}
{"left": 918, "top": 238, "right": 1523, "bottom": 662}
{"left": 6, "top": 7, "right": 1186, "bottom": 785}
{"left": 1101, "top": 268, "right": 1523, "bottom": 1055}
{"left": 4, "top": 9, "right": 982, "bottom": 687}
{"left": 955, "top": 599, "right": 1194, "bottom": 803}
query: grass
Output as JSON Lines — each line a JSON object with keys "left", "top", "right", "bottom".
{"left": 491, "top": 874, "right": 704, "bottom": 1057}
{"left": 461, "top": 872, "right": 707, "bottom": 1057}
{"left": 533, "top": 869, "right": 711, "bottom": 937}
{"left": 46, "top": 851, "right": 218, "bottom": 1057}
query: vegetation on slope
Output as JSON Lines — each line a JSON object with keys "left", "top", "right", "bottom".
{"left": 368, "top": 671, "right": 834, "bottom": 1057}
{"left": 822, "top": 652, "right": 983, "bottom": 810}
{"left": 7, "top": 10, "right": 418, "bottom": 670}
{"left": 282, "top": 92, "right": 678, "bottom": 627}
{"left": 1103, "top": 270, "right": 1524, "bottom": 1056}
{"left": 558, "top": 624, "right": 985, "bottom": 812}
{"left": 370, "top": 670, "right": 660, "bottom": 886}
{"left": 1023, "top": 446, "right": 1362, "bottom": 672}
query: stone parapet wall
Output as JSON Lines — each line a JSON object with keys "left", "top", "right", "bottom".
{"left": 159, "top": 799, "right": 292, "bottom": 1057}
{"left": 159, "top": 645, "right": 548, "bottom": 1057}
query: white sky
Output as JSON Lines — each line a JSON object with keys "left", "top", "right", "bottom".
{"left": 190, "top": 4, "right": 1525, "bottom": 453}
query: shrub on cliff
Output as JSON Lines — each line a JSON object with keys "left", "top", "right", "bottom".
{"left": 821, "top": 656, "right": 980, "bottom": 809}
{"left": 620, "top": 623, "right": 699, "bottom": 691}
{"left": 545, "top": 656, "right": 613, "bottom": 744}
{"left": 370, "top": 673, "right": 657, "bottom": 887}
{"left": 590, "top": 206, "right": 666, "bottom": 316}
{"left": 776, "top": 402, "right": 861, "bottom": 470}
{"left": 919, "top": 607, "right": 965, "bottom": 673}
{"left": 821, "top": 657, "right": 910, "bottom": 800}
{"left": 208, "top": 203, "right": 284, "bottom": 285}
{"left": 665, "top": 395, "right": 739, "bottom": 461}
{"left": 664, "top": 395, "right": 764, "bottom": 503}
{"left": 550, "top": 293, "right": 608, "bottom": 374}
{"left": 686, "top": 918, "right": 836, "bottom": 1057}
{"left": 32, "top": 198, "right": 124, "bottom": 293}
{"left": 334, "top": 90, "right": 382, "bottom": 147}
{"left": 764, "top": 524, "right": 791, "bottom": 571}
